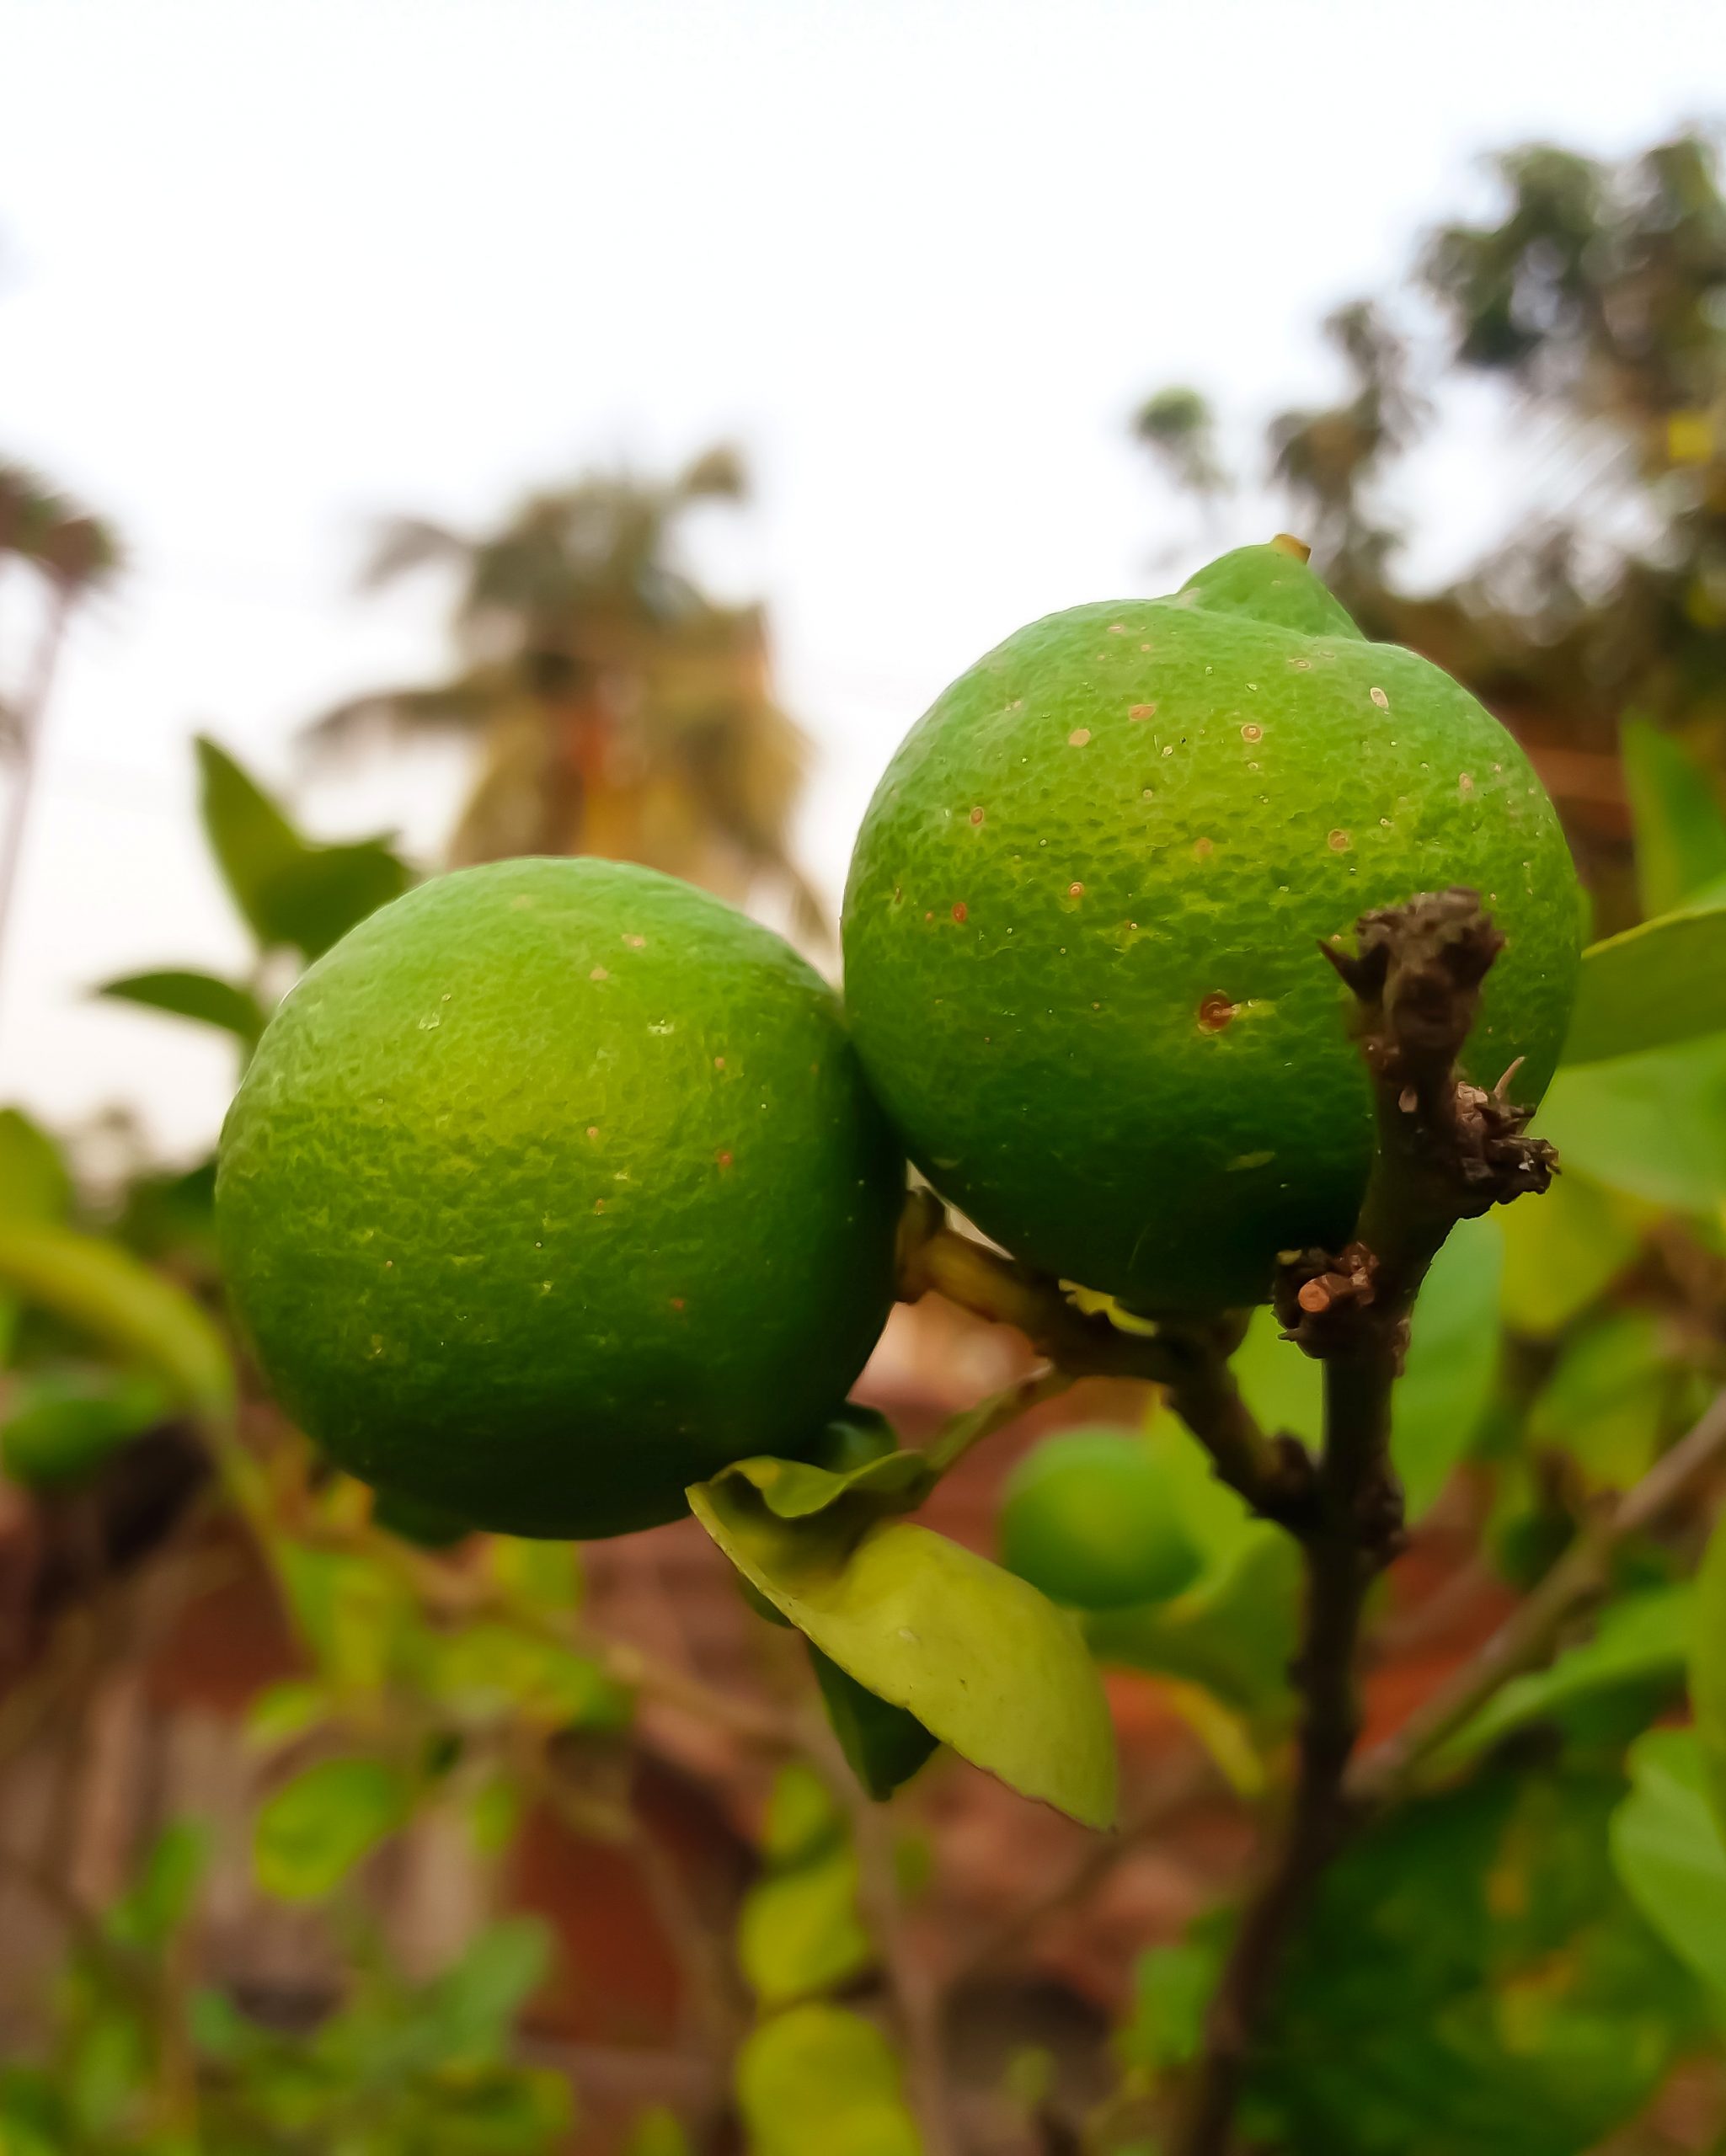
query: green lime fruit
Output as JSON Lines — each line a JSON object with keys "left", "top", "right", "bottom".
{"left": 217, "top": 857, "right": 906, "bottom": 1538}
{"left": 1000, "top": 1427, "right": 1202, "bottom": 1609}
{"left": 842, "top": 541, "right": 1582, "bottom": 1310}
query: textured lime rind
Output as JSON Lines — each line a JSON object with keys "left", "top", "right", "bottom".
{"left": 842, "top": 545, "right": 1582, "bottom": 1310}
{"left": 217, "top": 858, "right": 905, "bottom": 1537}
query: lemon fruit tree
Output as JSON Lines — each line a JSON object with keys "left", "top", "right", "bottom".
{"left": 216, "top": 857, "right": 905, "bottom": 1538}
{"left": 842, "top": 540, "right": 1583, "bottom": 1310}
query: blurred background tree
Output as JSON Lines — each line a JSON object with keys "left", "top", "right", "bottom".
{"left": 308, "top": 447, "right": 828, "bottom": 942}
{"left": 0, "top": 465, "right": 120, "bottom": 992}
{"left": 1136, "top": 129, "right": 1726, "bottom": 927}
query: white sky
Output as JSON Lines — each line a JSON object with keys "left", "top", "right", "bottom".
{"left": 2, "top": 0, "right": 1720, "bottom": 1158}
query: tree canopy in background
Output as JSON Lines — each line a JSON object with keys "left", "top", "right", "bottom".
{"left": 309, "top": 447, "right": 828, "bottom": 941}
{"left": 1137, "top": 129, "right": 1726, "bottom": 927}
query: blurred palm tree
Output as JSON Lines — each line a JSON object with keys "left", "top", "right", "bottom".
{"left": 0, "top": 464, "right": 120, "bottom": 993}
{"left": 309, "top": 447, "right": 826, "bottom": 941}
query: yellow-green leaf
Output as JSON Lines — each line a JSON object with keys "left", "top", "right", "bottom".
{"left": 691, "top": 1475, "right": 1115, "bottom": 1828}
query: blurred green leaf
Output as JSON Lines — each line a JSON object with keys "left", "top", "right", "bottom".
{"left": 0, "top": 1219, "right": 232, "bottom": 1418}
{"left": 259, "top": 841, "right": 413, "bottom": 963}
{"left": 1116, "top": 1925, "right": 1227, "bottom": 2078}
{"left": 1536, "top": 1033, "right": 1726, "bottom": 1210}
{"left": 1230, "top": 1305, "right": 1322, "bottom": 1452}
{"left": 1499, "top": 1171, "right": 1644, "bottom": 1337}
{"left": 485, "top": 1535, "right": 582, "bottom": 1609}
{"left": 736, "top": 2003, "right": 922, "bottom": 2156}
{"left": 95, "top": 969, "right": 266, "bottom": 1049}
{"left": 1563, "top": 890, "right": 1726, "bottom": 1065}
{"left": 243, "top": 1679, "right": 331, "bottom": 1753}
{"left": 1622, "top": 717, "right": 1726, "bottom": 921}
{"left": 810, "top": 1645, "right": 938, "bottom": 1802}
{"left": 710, "top": 1445, "right": 936, "bottom": 1530}
{"left": 0, "top": 1108, "right": 70, "bottom": 1225}
{"left": 1, "top": 1369, "right": 170, "bottom": 1489}
{"left": 738, "top": 1764, "right": 872, "bottom": 2008}
{"left": 691, "top": 1474, "right": 1115, "bottom": 1828}
{"left": 1690, "top": 1505, "right": 1726, "bottom": 1835}
{"left": 1394, "top": 1214, "right": 1504, "bottom": 1518}
{"left": 1086, "top": 1529, "right": 1301, "bottom": 1727}
{"left": 1250, "top": 1768, "right": 1703, "bottom": 2155}
{"left": 275, "top": 1541, "right": 418, "bottom": 1696}
{"left": 1611, "top": 1727, "right": 1726, "bottom": 2004}
{"left": 195, "top": 734, "right": 411, "bottom": 961}
{"left": 429, "top": 1920, "right": 552, "bottom": 2057}
{"left": 1526, "top": 1310, "right": 1681, "bottom": 1491}
{"left": 623, "top": 2107, "right": 693, "bottom": 2156}
{"left": 254, "top": 1755, "right": 411, "bottom": 1901}
{"left": 108, "top": 1822, "right": 208, "bottom": 1951}
{"left": 1435, "top": 1587, "right": 1690, "bottom": 1770}
{"left": 430, "top": 1621, "right": 629, "bottom": 1730}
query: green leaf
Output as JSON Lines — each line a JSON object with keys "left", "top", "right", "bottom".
{"left": 243, "top": 1679, "right": 331, "bottom": 1753}
{"left": 109, "top": 1822, "right": 208, "bottom": 1950}
{"left": 1230, "top": 1305, "right": 1322, "bottom": 1452}
{"left": 810, "top": 1646, "right": 939, "bottom": 1802}
{"left": 196, "top": 734, "right": 307, "bottom": 946}
{"left": 255, "top": 841, "right": 413, "bottom": 963}
{"left": 1622, "top": 717, "right": 1726, "bottom": 921}
{"left": 1611, "top": 1728, "right": 1726, "bottom": 2004}
{"left": 275, "top": 1540, "right": 417, "bottom": 1695}
{"left": 1, "top": 1369, "right": 170, "bottom": 1489}
{"left": 1252, "top": 1767, "right": 1703, "bottom": 2156}
{"left": 254, "top": 1756, "right": 411, "bottom": 1900}
{"left": 737, "top": 1764, "right": 872, "bottom": 2008}
{"left": 1116, "top": 1925, "right": 1227, "bottom": 2078}
{"left": 430, "top": 1622, "right": 629, "bottom": 1730}
{"left": 1563, "top": 891, "right": 1726, "bottom": 1066}
{"left": 0, "top": 1219, "right": 233, "bottom": 1419}
{"left": 623, "top": 2108, "right": 693, "bottom": 2156}
{"left": 1435, "top": 1587, "right": 1691, "bottom": 1770}
{"left": 1536, "top": 1033, "right": 1726, "bottom": 1211}
{"left": 195, "top": 734, "right": 411, "bottom": 961}
{"left": 0, "top": 1107, "right": 70, "bottom": 1225}
{"left": 691, "top": 1474, "right": 1116, "bottom": 1828}
{"left": 1689, "top": 1506, "right": 1726, "bottom": 1836}
{"left": 430, "top": 1919, "right": 552, "bottom": 2058}
{"left": 1086, "top": 1529, "right": 1301, "bottom": 1727}
{"left": 735, "top": 2004, "right": 922, "bottom": 2156}
{"left": 712, "top": 1446, "right": 937, "bottom": 1529}
{"left": 485, "top": 1536, "right": 582, "bottom": 1609}
{"left": 1393, "top": 1214, "right": 1504, "bottom": 1518}
{"left": 1499, "top": 1171, "right": 1644, "bottom": 1337}
{"left": 1526, "top": 1310, "right": 1681, "bottom": 1492}
{"left": 95, "top": 969, "right": 266, "bottom": 1048}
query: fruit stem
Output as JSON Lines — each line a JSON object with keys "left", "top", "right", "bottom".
{"left": 1173, "top": 888, "right": 1553, "bottom": 2156}
{"left": 897, "top": 1204, "right": 1308, "bottom": 1523}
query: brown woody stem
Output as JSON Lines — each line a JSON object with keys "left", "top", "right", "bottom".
{"left": 1174, "top": 889, "right": 1552, "bottom": 2156}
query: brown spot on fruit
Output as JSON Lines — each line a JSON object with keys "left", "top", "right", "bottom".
{"left": 1370, "top": 686, "right": 1390, "bottom": 711}
{"left": 1068, "top": 728, "right": 1091, "bottom": 747}
{"left": 952, "top": 901, "right": 969, "bottom": 923}
{"left": 1194, "top": 836, "right": 1214, "bottom": 860}
{"left": 715, "top": 1150, "right": 734, "bottom": 1170}
{"left": 1241, "top": 722, "right": 1263, "bottom": 743}
{"left": 1129, "top": 702, "right": 1157, "bottom": 720}
{"left": 1197, "top": 992, "right": 1237, "bottom": 1033}
{"left": 970, "top": 806, "right": 985, "bottom": 825}
{"left": 1328, "top": 829, "right": 1351, "bottom": 852}
{"left": 1067, "top": 881, "right": 1084, "bottom": 899}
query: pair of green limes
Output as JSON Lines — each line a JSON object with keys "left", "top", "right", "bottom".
{"left": 216, "top": 542, "right": 1582, "bottom": 1545}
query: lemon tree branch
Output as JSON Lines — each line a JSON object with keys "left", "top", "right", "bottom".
{"left": 1175, "top": 888, "right": 1554, "bottom": 2156}
{"left": 896, "top": 1195, "right": 1313, "bottom": 1526}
